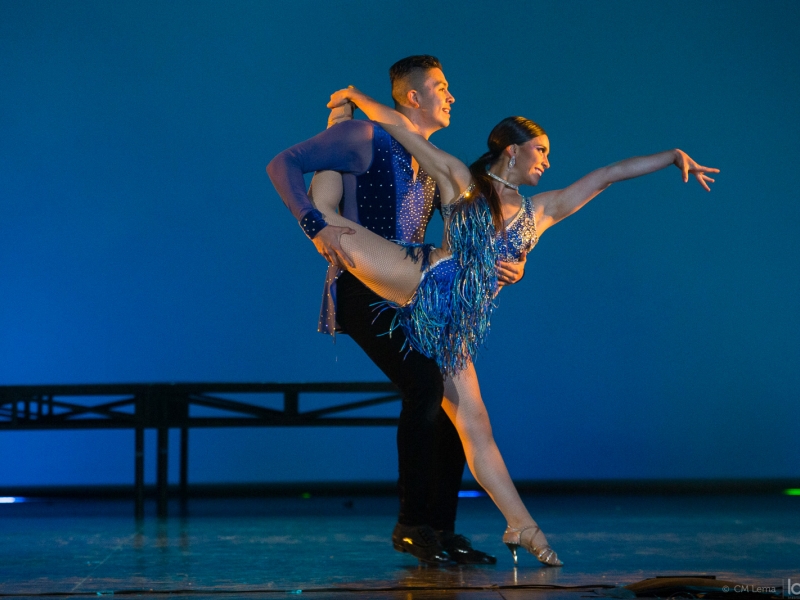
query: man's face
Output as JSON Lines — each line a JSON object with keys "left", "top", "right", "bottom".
{"left": 413, "top": 68, "right": 455, "bottom": 130}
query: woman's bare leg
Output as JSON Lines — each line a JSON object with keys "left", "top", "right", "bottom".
{"left": 441, "top": 363, "right": 555, "bottom": 554}
{"left": 309, "top": 170, "right": 448, "bottom": 305}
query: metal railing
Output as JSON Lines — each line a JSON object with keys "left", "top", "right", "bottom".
{"left": 0, "top": 382, "right": 401, "bottom": 517}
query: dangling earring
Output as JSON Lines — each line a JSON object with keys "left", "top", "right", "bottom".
{"left": 508, "top": 156, "right": 516, "bottom": 169}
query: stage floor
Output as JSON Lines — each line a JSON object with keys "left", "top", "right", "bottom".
{"left": 0, "top": 492, "right": 796, "bottom": 599}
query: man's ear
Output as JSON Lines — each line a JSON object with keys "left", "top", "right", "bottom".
{"left": 406, "top": 89, "right": 421, "bottom": 109}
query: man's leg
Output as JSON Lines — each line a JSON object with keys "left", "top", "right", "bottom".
{"left": 428, "top": 409, "right": 464, "bottom": 531}
{"left": 335, "top": 272, "right": 449, "bottom": 564}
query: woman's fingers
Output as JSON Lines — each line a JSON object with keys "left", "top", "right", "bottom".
{"left": 328, "top": 86, "right": 358, "bottom": 108}
{"left": 687, "top": 163, "right": 719, "bottom": 192}
{"left": 693, "top": 164, "right": 720, "bottom": 174}
{"left": 327, "top": 90, "right": 350, "bottom": 108}
{"left": 694, "top": 171, "right": 714, "bottom": 191}
{"left": 678, "top": 152, "right": 718, "bottom": 191}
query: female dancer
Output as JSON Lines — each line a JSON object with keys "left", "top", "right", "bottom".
{"left": 269, "top": 89, "right": 718, "bottom": 567}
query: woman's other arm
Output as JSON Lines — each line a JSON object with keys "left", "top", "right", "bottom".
{"left": 329, "top": 86, "right": 416, "bottom": 130}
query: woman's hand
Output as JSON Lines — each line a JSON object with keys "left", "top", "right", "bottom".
{"left": 327, "top": 86, "right": 361, "bottom": 110}
{"left": 327, "top": 87, "right": 422, "bottom": 134}
{"left": 674, "top": 149, "right": 719, "bottom": 191}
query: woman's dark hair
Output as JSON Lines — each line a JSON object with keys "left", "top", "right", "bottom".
{"left": 468, "top": 116, "right": 546, "bottom": 231}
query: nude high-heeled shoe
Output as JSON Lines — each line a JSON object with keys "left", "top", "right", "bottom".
{"left": 503, "top": 524, "right": 563, "bottom": 567}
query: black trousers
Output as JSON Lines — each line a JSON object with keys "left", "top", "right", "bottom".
{"left": 336, "top": 271, "right": 466, "bottom": 530}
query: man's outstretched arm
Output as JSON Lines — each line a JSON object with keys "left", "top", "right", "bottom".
{"left": 267, "top": 120, "right": 373, "bottom": 238}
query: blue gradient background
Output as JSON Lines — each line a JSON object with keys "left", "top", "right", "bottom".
{"left": 1, "top": 1, "right": 798, "bottom": 487}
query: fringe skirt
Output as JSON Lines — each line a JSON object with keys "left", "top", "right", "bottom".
{"left": 381, "top": 197, "right": 499, "bottom": 377}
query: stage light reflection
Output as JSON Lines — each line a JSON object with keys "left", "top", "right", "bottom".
{"left": 0, "top": 497, "right": 25, "bottom": 504}
{"left": 457, "top": 490, "right": 486, "bottom": 498}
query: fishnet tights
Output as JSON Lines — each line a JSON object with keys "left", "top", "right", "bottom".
{"left": 309, "top": 170, "right": 447, "bottom": 306}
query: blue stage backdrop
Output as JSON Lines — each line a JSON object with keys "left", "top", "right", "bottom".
{"left": 1, "top": 0, "right": 798, "bottom": 487}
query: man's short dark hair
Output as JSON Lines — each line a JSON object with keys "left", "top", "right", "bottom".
{"left": 389, "top": 55, "right": 442, "bottom": 106}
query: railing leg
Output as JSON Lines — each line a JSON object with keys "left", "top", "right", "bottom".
{"left": 157, "top": 427, "right": 169, "bottom": 518}
{"left": 135, "top": 427, "right": 144, "bottom": 520}
{"left": 180, "top": 426, "right": 188, "bottom": 507}
{"left": 284, "top": 390, "right": 298, "bottom": 416}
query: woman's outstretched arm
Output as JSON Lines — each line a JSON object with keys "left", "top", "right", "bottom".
{"left": 532, "top": 149, "right": 719, "bottom": 235}
{"left": 328, "top": 87, "right": 471, "bottom": 203}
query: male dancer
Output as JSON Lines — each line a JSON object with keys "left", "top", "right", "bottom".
{"left": 268, "top": 56, "right": 525, "bottom": 564}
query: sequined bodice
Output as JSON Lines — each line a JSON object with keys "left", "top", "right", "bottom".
{"left": 442, "top": 188, "right": 538, "bottom": 263}
{"left": 494, "top": 196, "right": 538, "bottom": 262}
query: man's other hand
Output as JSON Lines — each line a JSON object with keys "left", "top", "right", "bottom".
{"left": 313, "top": 224, "right": 356, "bottom": 268}
{"left": 496, "top": 251, "right": 526, "bottom": 287}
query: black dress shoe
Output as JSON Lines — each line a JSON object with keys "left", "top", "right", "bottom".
{"left": 436, "top": 531, "right": 497, "bottom": 565}
{"left": 392, "top": 523, "right": 451, "bottom": 564}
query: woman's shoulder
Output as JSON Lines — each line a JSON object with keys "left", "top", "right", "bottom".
{"left": 442, "top": 181, "right": 479, "bottom": 216}
{"left": 460, "top": 181, "right": 479, "bottom": 201}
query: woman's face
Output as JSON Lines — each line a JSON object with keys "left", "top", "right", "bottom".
{"left": 513, "top": 135, "right": 550, "bottom": 186}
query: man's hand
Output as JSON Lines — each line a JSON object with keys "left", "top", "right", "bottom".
{"left": 496, "top": 251, "right": 527, "bottom": 287}
{"left": 312, "top": 224, "right": 356, "bottom": 268}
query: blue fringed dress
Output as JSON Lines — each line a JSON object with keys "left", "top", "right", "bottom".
{"left": 391, "top": 185, "right": 539, "bottom": 376}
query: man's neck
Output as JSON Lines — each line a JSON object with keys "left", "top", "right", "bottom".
{"left": 395, "top": 104, "right": 438, "bottom": 140}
